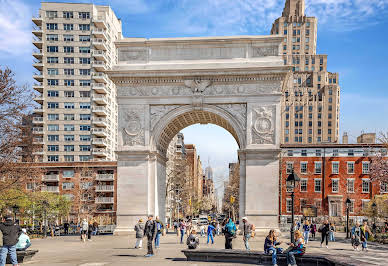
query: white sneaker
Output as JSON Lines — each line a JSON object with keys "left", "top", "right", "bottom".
{"left": 320, "top": 243, "right": 322, "bottom": 247}
{"left": 326, "top": 246, "right": 328, "bottom": 249}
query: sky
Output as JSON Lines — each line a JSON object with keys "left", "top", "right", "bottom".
{"left": 1, "top": 0, "right": 388, "bottom": 197}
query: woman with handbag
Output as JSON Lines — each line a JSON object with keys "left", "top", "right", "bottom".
{"left": 286, "top": 230, "right": 305, "bottom": 266}
{"left": 319, "top": 220, "right": 330, "bottom": 248}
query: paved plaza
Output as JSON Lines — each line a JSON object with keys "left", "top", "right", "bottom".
{"left": 22, "top": 232, "right": 388, "bottom": 266}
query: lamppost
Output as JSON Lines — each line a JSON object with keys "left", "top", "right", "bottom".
{"left": 371, "top": 202, "right": 377, "bottom": 225}
{"left": 12, "top": 205, "right": 19, "bottom": 223}
{"left": 42, "top": 200, "right": 49, "bottom": 238}
{"left": 286, "top": 169, "right": 300, "bottom": 243}
{"left": 345, "top": 198, "right": 351, "bottom": 239}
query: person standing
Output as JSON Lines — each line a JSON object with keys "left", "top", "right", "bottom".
{"left": 223, "top": 218, "right": 236, "bottom": 249}
{"left": 144, "top": 215, "right": 156, "bottom": 257}
{"left": 87, "top": 222, "right": 93, "bottom": 241}
{"left": 134, "top": 219, "right": 145, "bottom": 249}
{"left": 179, "top": 220, "right": 186, "bottom": 244}
{"left": 80, "top": 219, "right": 88, "bottom": 242}
{"left": 199, "top": 225, "right": 205, "bottom": 237}
{"left": 329, "top": 222, "right": 336, "bottom": 242}
{"left": 0, "top": 216, "right": 22, "bottom": 266}
{"left": 16, "top": 229, "right": 31, "bottom": 251}
{"left": 351, "top": 222, "right": 362, "bottom": 251}
{"left": 207, "top": 223, "right": 215, "bottom": 244}
{"left": 64, "top": 222, "right": 69, "bottom": 235}
{"left": 154, "top": 216, "right": 164, "bottom": 249}
{"left": 92, "top": 221, "right": 99, "bottom": 236}
{"left": 242, "top": 217, "right": 253, "bottom": 250}
{"left": 310, "top": 223, "right": 317, "bottom": 240}
{"left": 302, "top": 220, "right": 310, "bottom": 244}
{"left": 361, "top": 221, "right": 372, "bottom": 251}
{"left": 319, "top": 220, "right": 330, "bottom": 248}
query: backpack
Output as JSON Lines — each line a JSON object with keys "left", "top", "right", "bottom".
{"left": 157, "top": 222, "right": 161, "bottom": 231}
{"left": 225, "top": 223, "right": 236, "bottom": 236}
{"left": 250, "top": 224, "right": 256, "bottom": 237}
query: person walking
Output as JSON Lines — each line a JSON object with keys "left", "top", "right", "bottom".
{"left": 80, "top": 219, "right": 88, "bottom": 242}
{"left": 154, "top": 216, "right": 164, "bottom": 249}
{"left": 179, "top": 220, "right": 186, "bottom": 244}
{"left": 242, "top": 217, "right": 254, "bottom": 250}
{"left": 310, "top": 223, "right": 317, "bottom": 240}
{"left": 92, "top": 221, "right": 99, "bottom": 236}
{"left": 223, "top": 218, "right": 236, "bottom": 249}
{"left": 361, "top": 221, "right": 372, "bottom": 251}
{"left": 134, "top": 219, "right": 145, "bottom": 249}
{"left": 302, "top": 220, "right": 310, "bottom": 244}
{"left": 199, "top": 224, "right": 205, "bottom": 237}
{"left": 319, "top": 220, "right": 330, "bottom": 248}
{"left": 16, "top": 229, "right": 31, "bottom": 251}
{"left": 87, "top": 222, "right": 93, "bottom": 241}
{"left": 351, "top": 222, "right": 362, "bottom": 251}
{"left": 207, "top": 223, "right": 215, "bottom": 244}
{"left": 0, "top": 216, "right": 22, "bottom": 266}
{"left": 264, "top": 229, "right": 282, "bottom": 266}
{"left": 64, "top": 222, "right": 69, "bottom": 235}
{"left": 329, "top": 222, "right": 336, "bottom": 242}
{"left": 186, "top": 229, "right": 199, "bottom": 249}
{"left": 286, "top": 230, "right": 306, "bottom": 266}
{"left": 144, "top": 215, "right": 156, "bottom": 257}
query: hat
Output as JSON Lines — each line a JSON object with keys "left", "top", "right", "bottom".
{"left": 242, "top": 217, "right": 248, "bottom": 221}
{"left": 139, "top": 219, "right": 143, "bottom": 222}
{"left": 22, "top": 228, "right": 27, "bottom": 233}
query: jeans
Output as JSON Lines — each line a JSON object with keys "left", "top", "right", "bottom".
{"left": 267, "top": 247, "right": 277, "bottom": 265}
{"left": 286, "top": 250, "right": 297, "bottom": 265}
{"left": 135, "top": 238, "right": 143, "bottom": 248}
{"left": 330, "top": 231, "right": 335, "bottom": 242}
{"left": 207, "top": 233, "right": 214, "bottom": 244}
{"left": 200, "top": 229, "right": 205, "bottom": 237}
{"left": 303, "top": 231, "right": 310, "bottom": 243}
{"left": 0, "top": 245, "right": 18, "bottom": 266}
{"left": 244, "top": 234, "right": 251, "bottom": 250}
{"left": 155, "top": 232, "right": 161, "bottom": 247}
{"left": 17, "top": 242, "right": 31, "bottom": 251}
{"left": 321, "top": 232, "right": 329, "bottom": 246}
{"left": 180, "top": 229, "right": 185, "bottom": 243}
{"left": 362, "top": 240, "right": 368, "bottom": 249}
{"left": 147, "top": 235, "right": 154, "bottom": 255}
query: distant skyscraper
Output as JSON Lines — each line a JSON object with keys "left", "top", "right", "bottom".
{"left": 205, "top": 165, "right": 213, "bottom": 180}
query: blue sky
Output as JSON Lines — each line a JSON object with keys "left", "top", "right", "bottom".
{"left": 1, "top": 0, "right": 388, "bottom": 193}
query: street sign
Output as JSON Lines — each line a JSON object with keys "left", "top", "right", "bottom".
{"left": 230, "top": 196, "right": 235, "bottom": 204}
{"left": 302, "top": 206, "right": 317, "bottom": 217}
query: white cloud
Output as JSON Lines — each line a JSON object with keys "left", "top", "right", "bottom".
{"left": 0, "top": 0, "right": 33, "bottom": 57}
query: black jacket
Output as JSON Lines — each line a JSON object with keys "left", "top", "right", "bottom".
{"left": 144, "top": 220, "right": 156, "bottom": 239}
{"left": 0, "top": 220, "right": 22, "bottom": 246}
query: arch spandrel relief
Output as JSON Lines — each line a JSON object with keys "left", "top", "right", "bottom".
{"left": 251, "top": 106, "right": 276, "bottom": 145}
{"left": 120, "top": 107, "right": 146, "bottom": 147}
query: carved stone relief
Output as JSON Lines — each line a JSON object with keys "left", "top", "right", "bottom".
{"left": 121, "top": 107, "right": 145, "bottom": 146}
{"left": 215, "top": 104, "right": 247, "bottom": 130}
{"left": 184, "top": 80, "right": 212, "bottom": 109}
{"left": 150, "top": 105, "right": 181, "bottom": 130}
{"left": 252, "top": 46, "right": 278, "bottom": 57}
{"left": 251, "top": 106, "right": 276, "bottom": 144}
{"left": 118, "top": 49, "right": 148, "bottom": 62}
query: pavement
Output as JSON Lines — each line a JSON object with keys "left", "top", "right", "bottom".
{"left": 22, "top": 232, "right": 388, "bottom": 266}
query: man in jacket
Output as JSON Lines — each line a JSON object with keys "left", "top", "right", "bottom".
{"left": 242, "top": 217, "right": 253, "bottom": 250}
{"left": 0, "top": 216, "right": 22, "bottom": 266}
{"left": 143, "top": 215, "right": 156, "bottom": 257}
{"left": 154, "top": 216, "right": 164, "bottom": 249}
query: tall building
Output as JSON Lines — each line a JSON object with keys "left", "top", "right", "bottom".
{"left": 205, "top": 165, "right": 214, "bottom": 180}
{"left": 271, "top": 0, "right": 340, "bottom": 144}
{"left": 185, "top": 144, "right": 204, "bottom": 201}
{"left": 32, "top": 3, "right": 122, "bottom": 163}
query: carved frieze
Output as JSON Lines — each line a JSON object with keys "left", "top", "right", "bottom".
{"left": 118, "top": 49, "right": 147, "bottom": 62}
{"left": 150, "top": 105, "right": 181, "bottom": 130}
{"left": 216, "top": 104, "right": 247, "bottom": 130}
{"left": 251, "top": 106, "right": 276, "bottom": 144}
{"left": 252, "top": 46, "right": 278, "bottom": 57}
{"left": 121, "top": 107, "right": 145, "bottom": 146}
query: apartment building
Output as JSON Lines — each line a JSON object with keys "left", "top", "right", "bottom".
{"left": 271, "top": 0, "right": 340, "bottom": 144}
{"left": 32, "top": 3, "right": 122, "bottom": 163}
{"left": 280, "top": 143, "right": 387, "bottom": 223}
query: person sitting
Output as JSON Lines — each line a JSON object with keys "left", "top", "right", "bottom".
{"left": 286, "top": 230, "right": 305, "bottom": 266}
{"left": 16, "top": 228, "right": 31, "bottom": 251}
{"left": 186, "top": 229, "right": 199, "bottom": 249}
{"left": 264, "top": 229, "right": 283, "bottom": 266}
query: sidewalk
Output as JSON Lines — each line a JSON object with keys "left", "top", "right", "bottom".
{"left": 23, "top": 232, "right": 388, "bottom": 265}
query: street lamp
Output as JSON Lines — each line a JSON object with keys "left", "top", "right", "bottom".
{"left": 286, "top": 169, "right": 300, "bottom": 243}
{"left": 42, "top": 200, "right": 49, "bottom": 238}
{"left": 12, "top": 205, "right": 19, "bottom": 223}
{"left": 345, "top": 198, "right": 351, "bottom": 239}
{"left": 372, "top": 202, "right": 377, "bottom": 225}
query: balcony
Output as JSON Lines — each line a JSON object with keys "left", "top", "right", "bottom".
{"left": 32, "top": 117, "right": 44, "bottom": 124}
{"left": 32, "top": 15, "right": 43, "bottom": 26}
{"left": 92, "top": 38, "right": 108, "bottom": 51}
{"left": 34, "top": 106, "right": 44, "bottom": 113}
{"left": 92, "top": 61, "right": 107, "bottom": 71}
{"left": 33, "top": 72, "right": 43, "bottom": 82}
{"left": 92, "top": 148, "right": 108, "bottom": 157}
{"left": 32, "top": 127, "right": 43, "bottom": 134}
{"left": 95, "top": 197, "right": 114, "bottom": 204}
{"left": 92, "top": 138, "right": 109, "bottom": 147}
{"left": 91, "top": 128, "right": 107, "bottom": 137}
{"left": 33, "top": 61, "right": 44, "bottom": 71}
{"left": 42, "top": 186, "right": 59, "bottom": 193}
{"left": 92, "top": 83, "right": 108, "bottom": 94}
{"left": 34, "top": 94, "right": 44, "bottom": 104}
{"left": 32, "top": 37, "right": 43, "bottom": 49}
{"left": 92, "top": 118, "right": 108, "bottom": 127}
{"left": 92, "top": 106, "right": 108, "bottom": 116}
{"left": 32, "top": 26, "right": 43, "bottom": 37}
{"left": 92, "top": 50, "right": 108, "bottom": 62}
{"left": 92, "top": 72, "right": 108, "bottom": 84}
{"left": 33, "top": 83, "right": 43, "bottom": 93}
{"left": 96, "top": 174, "right": 114, "bottom": 181}
{"left": 33, "top": 49, "right": 43, "bottom": 59}
{"left": 93, "top": 16, "right": 107, "bottom": 29}
{"left": 43, "top": 174, "right": 60, "bottom": 181}
{"left": 92, "top": 28, "right": 108, "bottom": 40}
{"left": 33, "top": 149, "right": 44, "bottom": 155}
{"left": 33, "top": 137, "right": 44, "bottom": 144}
{"left": 92, "top": 94, "right": 108, "bottom": 105}
{"left": 95, "top": 185, "right": 114, "bottom": 192}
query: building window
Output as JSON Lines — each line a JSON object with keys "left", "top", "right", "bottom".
{"left": 64, "top": 124, "right": 75, "bottom": 131}
{"left": 316, "top": 149, "right": 321, "bottom": 156}
{"left": 63, "top": 170, "right": 74, "bottom": 178}
{"left": 47, "top": 124, "right": 59, "bottom": 131}
{"left": 300, "top": 162, "right": 307, "bottom": 174}
{"left": 62, "top": 182, "right": 74, "bottom": 190}
{"left": 347, "top": 179, "right": 355, "bottom": 193}
{"left": 79, "top": 69, "right": 90, "bottom": 76}
{"left": 64, "top": 80, "right": 74, "bottom": 86}
{"left": 64, "top": 145, "right": 74, "bottom": 152}
{"left": 362, "top": 179, "right": 370, "bottom": 193}
{"left": 80, "top": 135, "right": 91, "bottom": 142}
{"left": 79, "top": 145, "right": 91, "bottom": 152}
{"left": 46, "top": 23, "right": 58, "bottom": 30}
{"left": 347, "top": 162, "right": 355, "bottom": 174}
{"left": 47, "top": 145, "right": 59, "bottom": 152}
{"left": 333, "top": 149, "right": 339, "bottom": 157}
{"left": 47, "top": 79, "right": 59, "bottom": 86}
{"left": 80, "top": 114, "right": 91, "bottom": 121}
{"left": 348, "top": 149, "right": 354, "bottom": 156}
{"left": 314, "top": 162, "right": 322, "bottom": 174}
{"left": 286, "top": 199, "right": 292, "bottom": 213}
{"left": 64, "top": 46, "right": 74, "bottom": 53}
{"left": 64, "top": 69, "right": 74, "bottom": 76}
{"left": 80, "top": 125, "right": 91, "bottom": 131}
{"left": 362, "top": 162, "right": 370, "bottom": 174}
{"left": 332, "top": 179, "right": 339, "bottom": 193}
{"left": 286, "top": 162, "right": 294, "bottom": 174}
{"left": 79, "top": 12, "right": 90, "bottom": 19}
{"left": 79, "top": 57, "right": 90, "bottom": 64}
{"left": 64, "top": 135, "right": 74, "bottom": 142}
{"left": 79, "top": 103, "right": 91, "bottom": 109}
{"left": 287, "top": 150, "right": 293, "bottom": 156}
{"left": 46, "top": 34, "right": 58, "bottom": 41}
{"left": 380, "top": 182, "right": 388, "bottom": 193}
{"left": 47, "top": 46, "right": 58, "bottom": 53}
{"left": 63, "top": 11, "right": 73, "bottom": 19}
{"left": 47, "top": 57, "right": 59, "bottom": 63}
{"left": 47, "top": 155, "right": 59, "bottom": 162}
{"left": 347, "top": 200, "right": 355, "bottom": 213}
{"left": 301, "top": 150, "right": 307, "bottom": 156}
{"left": 79, "top": 91, "right": 90, "bottom": 97}
{"left": 64, "top": 91, "right": 74, "bottom": 97}
{"left": 64, "top": 57, "right": 74, "bottom": 64}
{"left": 79, "top": 155, "right": 90, "bottom": 162}
{"left": 300, "top": 179, "right": 307, "bottom": 192}
{"left": 79, "top": 24, "right": 90, "bottom": 31}
{"left": 48, "top": 135, "right": 59, "bottom": 142}
{"left": 63, "top": 23, "right": 73, "bottom": 31}
{"left": 64, "top": 102, "right": 75, "bottom": 109}
{"left": 47, "top": 114, "right": 59, "bottom": 121}
{"left": 79, "top": 47, "right": 91, "bottom": 54}
{"left": 79, "top": 35, "right": 90, "bottom": 42}
{"left": 332, "top": 162, "right": 339, "bottom": 174}
{"left": 315, "top": 199, "right": 322, "bottom": 209}
{"left": 314, "top": 179, "right": 322, "bottom": 192}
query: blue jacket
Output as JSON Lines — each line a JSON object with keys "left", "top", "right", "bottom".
{"left": 207, "top": 224, "right": 215, "bottom": 234}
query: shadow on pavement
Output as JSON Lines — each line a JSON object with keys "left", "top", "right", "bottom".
{"left": 165, "top": 257, "right": 187, "bottom": 262}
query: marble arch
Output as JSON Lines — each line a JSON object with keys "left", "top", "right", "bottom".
{"left": 108, "top": 35, "right": 291, "bottom": 235}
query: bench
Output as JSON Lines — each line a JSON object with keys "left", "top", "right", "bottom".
{"left": 182, "top": 249, "right": 350, "bottom": 266}
{"left": 6, "top": 250, "right": 38, "bottom": 264}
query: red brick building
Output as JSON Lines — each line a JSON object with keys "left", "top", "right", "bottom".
{"left": 280, "top": 144, "right": 387, "bottom": 222}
